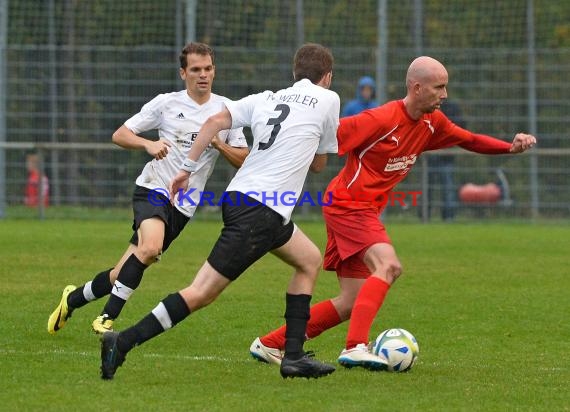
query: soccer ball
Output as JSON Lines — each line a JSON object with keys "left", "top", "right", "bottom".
{"left": 372, "top": 328, "right": 419, "bottom": 372}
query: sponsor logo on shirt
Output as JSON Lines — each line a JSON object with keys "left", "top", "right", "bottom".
{"left": 384, "top": 154, "right": 417, "bottom": 173}
{"left": 176, "top": 131, "right": 219, "bottom": 151}
{"left": 176, "top": 132, "right": 199, "bottom": 149}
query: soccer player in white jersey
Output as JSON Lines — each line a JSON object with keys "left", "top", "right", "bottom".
{"left": 47, "top": 43, "right": 249, "bottom": 335}
{"left": 99, "top": 43, "right": 340, "bottom": 380}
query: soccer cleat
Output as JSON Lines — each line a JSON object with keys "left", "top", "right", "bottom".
{"left": 280, "top": 353, "right": 336, "bottom": 379}
{"left": 337, "top": 343, "right": 388, "bottom": 371}
{"left": 47, "top": 285, "right": 77, "bottom": 334}
{"left": 100, "top": 331, "right": 126, "bottom": 380}
{"left": 92, "top": 314, "right": 114, "bottom": 334}
{"left": 250, "top": 337, "right": 283, "bottom": 365}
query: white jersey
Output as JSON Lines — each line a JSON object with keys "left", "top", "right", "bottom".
{"left": 225, "top": 79, "right": 339, "bottom": 223}
{"left": 125, "top": 90, "right": 247, "bottom": 217}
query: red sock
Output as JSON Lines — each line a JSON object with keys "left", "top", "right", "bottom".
{"left": 261, "top": 299, "right": 342, "bottom": 350}
{"left": 345, "top": 277, "right": 390, "bottom": 349}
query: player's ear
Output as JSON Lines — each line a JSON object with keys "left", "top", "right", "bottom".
{"left": 317, "top": 72, "right": 333, "bottom": 88}
{"left": 413, "top": 81, "right": 421, "bottom": 96}
{"left": 179, "top": 67, "right": 186, "bottom": 81}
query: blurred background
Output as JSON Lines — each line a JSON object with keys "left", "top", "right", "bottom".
{"left": 0, "top": 0, "right": 568, "bottom": 221}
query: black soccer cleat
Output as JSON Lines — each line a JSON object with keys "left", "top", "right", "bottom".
{"left": 280, "top": 354, "right": 336, "bottom": 379}
{"left": 100, "top": 332, "right": 126, "bottom": 380}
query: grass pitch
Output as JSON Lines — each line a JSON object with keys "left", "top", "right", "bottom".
{"left": 0, "top": 218, "right": 568, "bottom": 411}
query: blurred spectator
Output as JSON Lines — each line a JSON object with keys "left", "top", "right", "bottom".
{"left": 24, "top": 153, "right": 49, "bottom": 207}
{"left": 342, "top": 76, "right": 379, "bottom": 117}
{"left": 425, "top": 100, "right": 466, "bottom": 221}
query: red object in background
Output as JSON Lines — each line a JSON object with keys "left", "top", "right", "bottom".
{"left": 458, "top": 183, "right": 501, "bottom": 204}
{"left": 25, "top": 169, "right": 50, "bottom": 207}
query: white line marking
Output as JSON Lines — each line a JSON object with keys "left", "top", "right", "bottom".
{"left": 0, "top": 348, "right": 249, "bottom": 363}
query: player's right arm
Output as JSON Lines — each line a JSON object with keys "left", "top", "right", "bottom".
{"left": 112, "top": 125, "right": 171, "bottom": 160}
{"left": 114, "top": 94, "right": 172, "bottom": 160}
{"left": 337, "top": 108, "right": 386, "bottom": 155}
{"left": 311, "top": 92, "right": 340, "bottom": 173}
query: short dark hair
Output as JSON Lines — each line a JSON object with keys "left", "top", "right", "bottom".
{"left": 293, "top": 43, "right": 334, "bottom": 83}
{"left": 179, "top": 42, "right": 215, "bottom": 69}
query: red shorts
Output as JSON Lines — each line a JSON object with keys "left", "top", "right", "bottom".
{"left": 323, "top": 207, "right": 391, "bottom": 279}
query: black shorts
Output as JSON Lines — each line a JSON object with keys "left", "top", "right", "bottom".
{"left": 129, "top": 185, "right": 190, "bottom": 252}
{"left": 208, "top": 191, "right": 295, "bottom": 281}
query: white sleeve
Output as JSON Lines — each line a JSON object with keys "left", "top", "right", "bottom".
{"left": 316, "top": 93, "right": 340, "bottom": 154}
{"left": 224, "top": 92, "right": 268, "bottom": 129}
{"left": 217, "top": 97, "right": 248, "bottom": 147}
{"left": 123, "top": 94, "right": 165, "bottom": 134}
{"left": 225, "top": 127, "right": 248, "bottom": 148}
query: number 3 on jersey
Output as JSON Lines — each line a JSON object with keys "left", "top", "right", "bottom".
{"left": 259, "top": 104, "right": 290, "bottom": 150}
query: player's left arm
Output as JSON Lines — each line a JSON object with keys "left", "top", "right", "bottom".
{"left": 309, "top": 154, "right": 327, "bottom": 173}
{"left": 210, "top": 135, "right": 249, "bottom": 168}
{"left": 169, "top": 107, "right": 233, "bottom": 200}
{"left": 428, "top": 115, "right": 537, "bottom": 155}
{"left": 337, "top": 110, "right": 385, "bottom": 155}
{"left": 457, "top": 130, "right": 536, "bottom": 154}
{"left": 508, "top": 133, "right": 537, "bottom": 153}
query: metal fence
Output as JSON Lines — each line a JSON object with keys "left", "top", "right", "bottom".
{"left": 1, "top": 0, "right": 569, "bottom": 220}
{"left": 3, "top": 142, "right": 568, "bottom": 221}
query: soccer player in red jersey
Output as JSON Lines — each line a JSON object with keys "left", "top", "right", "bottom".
{"left": 250, "top": 56, "right": 536, "bottom": 369}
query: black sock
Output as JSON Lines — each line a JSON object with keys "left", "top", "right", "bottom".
{"left": 284, "top": 293, "right": 311, "bottom": 360}
{"left": 67, "top": 268, "right": 113, "bottom": 309}
{"left": 117, "top": 293, "right": 191, "bottom": 353}
{"left": 91, "top": 268, "right": 115, "bottom": 296}
{"left": 102, "top": 254, "right": 147, "bottom": 319}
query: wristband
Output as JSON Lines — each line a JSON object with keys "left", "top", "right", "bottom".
{"left": 180, "top": 158, "right": 199, "bottom": 173}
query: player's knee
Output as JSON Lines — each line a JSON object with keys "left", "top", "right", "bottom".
{"left": 136, "top": 243, "right": 163, "bottom": 264}
{"left": 289, "top": 242, "right": 321, "bottom": 276}
{"left": 303, "top": 246, "right": 322, "bottom": 275}
{"left": 372, "top": 260, "right": 402, "bottom": 284}
{"left": 388, "top": 261, "right": 403, "bottom": 280}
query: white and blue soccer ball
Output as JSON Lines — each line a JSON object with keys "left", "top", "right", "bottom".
{"left": 372, "top": 328, "right": 419, "bottom": 372}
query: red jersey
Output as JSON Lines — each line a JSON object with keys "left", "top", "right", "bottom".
{"left": 325, "top": 100, "right": 511, "bottom": 213}
{"left": 25, "top": 170, "right": 49, "bottom": 207}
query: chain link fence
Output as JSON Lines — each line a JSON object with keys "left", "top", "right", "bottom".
{"left": 1, "top": 0, "right": 568, "bottom": 220}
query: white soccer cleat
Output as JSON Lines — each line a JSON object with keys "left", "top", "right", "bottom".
{"left": 249, "top": 337, "right": 283, "bottom": 365}
{"left": 337, "top": 343, "right": 388, "bottom": 371}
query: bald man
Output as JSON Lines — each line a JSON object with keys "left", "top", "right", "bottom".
{"left": 249, "top": 56, "right": 536, "bottom": 370}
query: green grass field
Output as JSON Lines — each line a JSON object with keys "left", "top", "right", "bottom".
{"left": 1, "top": 219, "right": 569, "bottom": 411}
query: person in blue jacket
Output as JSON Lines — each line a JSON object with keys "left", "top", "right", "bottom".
{"left": 341, "top": 76, "right": 379, "bottom": 117}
